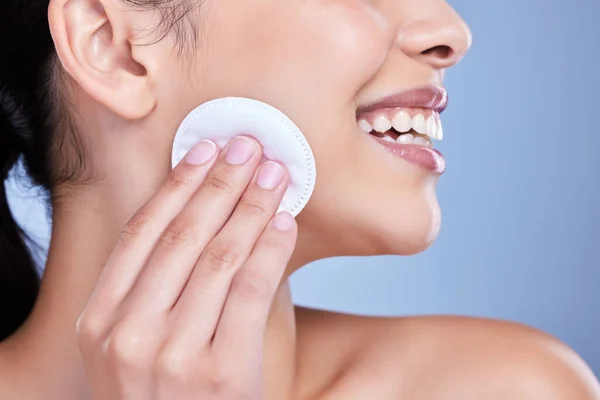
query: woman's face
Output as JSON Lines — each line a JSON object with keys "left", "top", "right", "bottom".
{"left": 86, "top": 0, "right": 471, "bottom": 261}
{"left": 150, "top": 0, "right": 473, "bottom": 261}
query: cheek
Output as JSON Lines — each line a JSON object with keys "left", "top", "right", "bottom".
{"left": 200, "top": 0, "right": 390, "bottom": 98}
{"left": 300, "top": 0, "right": 391, "bottom": 92}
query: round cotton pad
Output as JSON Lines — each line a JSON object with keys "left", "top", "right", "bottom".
{"left": 171, "top": 97, "right": 316, "bottom": 217}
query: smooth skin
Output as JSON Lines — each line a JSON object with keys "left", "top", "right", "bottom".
{"left": 1, "top": 0, "right": 599, "bottom": 398}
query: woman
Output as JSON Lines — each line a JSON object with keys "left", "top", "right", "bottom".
{"left": 1, "top": 0, "right": 599, "bottom": 398}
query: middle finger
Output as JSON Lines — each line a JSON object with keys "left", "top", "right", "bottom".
{"left": 121, "top": 135, "right": 263, "bottom": 316}
{"left": 167, "top": 159, "right": 288, "bottom": 343}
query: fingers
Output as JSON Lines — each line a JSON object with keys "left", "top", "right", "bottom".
{"left": 79, "top": 140, "right": 220, "bottom": 337}
{"left": 77, "top": 132, "right": 298, "bottom": 399}
{"left": 212, "top": 212, "right": 297, "bottom": 362}
{"left": 153, "top": 212, "right": 296, "bottom": 398}
{"left": 120, "top": 136, "right": 267, "bottom": 316}
{"left": 162, "top": 160, "right": 290, "bottom": 346}
{"left": 77, "top": 140, "right": 221, "bottom": 399}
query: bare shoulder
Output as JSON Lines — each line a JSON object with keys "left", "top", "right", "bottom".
{"left": 293, "top": 307, "right": 600, "bottom": 400}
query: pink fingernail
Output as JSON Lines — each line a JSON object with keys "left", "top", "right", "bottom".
{"left": 257, "top": 161, "right": 285, "bottom": 190}
{"left": 185, "top": 140, "right": 217, "bottom": 165}
{"left": 272, "top": 212, "right": 295, "bottom": 231}
{"left": 225, "top": 136, "right": 256, "bottom": 165}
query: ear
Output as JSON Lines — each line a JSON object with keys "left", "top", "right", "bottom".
{"left": 48, "top": 0, "right": 156, "bottom": 119}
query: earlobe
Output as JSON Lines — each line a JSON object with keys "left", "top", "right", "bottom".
{"left": 48, "top": 0, "right": 156, "bottom": 120}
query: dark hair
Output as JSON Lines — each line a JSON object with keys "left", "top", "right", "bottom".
{"left": 1, "top": 0, "right": 196, "bottom": 341}
{"left": 1, "top": 0, "right": 57, "bottom": 341}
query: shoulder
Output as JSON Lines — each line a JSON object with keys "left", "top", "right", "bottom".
{"left": 294, "top": 307, "right": 600, "bottom": 400}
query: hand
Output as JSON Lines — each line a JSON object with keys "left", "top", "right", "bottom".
{"left": 76, "top": 136, "right": 297, "bottom": 399}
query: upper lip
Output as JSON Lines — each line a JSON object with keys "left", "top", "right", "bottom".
{"left": 356, "top": 85, "right": 448, "bottom": 115}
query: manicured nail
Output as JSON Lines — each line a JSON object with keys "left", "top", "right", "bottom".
{"left": 272, "top": 212, "right": 295, "bottom": 231}
{"left": 257, "top": 161, "right": 285, "bottom": 190}
{"left": 185, "top": 140, "right": 217, "bottom": 165}
{"left": 226, "top": 136, "right": 256, "bottom": 165}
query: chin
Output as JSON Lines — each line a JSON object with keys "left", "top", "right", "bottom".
{"left": 299, "top": 185, "right": 442, "bottom": 260}
{"left": 369, "top": 193, "right": 442, "bottom": 256}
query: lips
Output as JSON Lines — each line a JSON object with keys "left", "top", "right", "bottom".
{"left": 357, "top": 86, "right": 448, "bottom": 115}
{"left": 368, "top": 136, "right": 446, "bottom": 174}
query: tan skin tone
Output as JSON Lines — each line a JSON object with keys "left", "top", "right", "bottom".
{"left": 0, "top": 0, "right": 599, "bottom": 398}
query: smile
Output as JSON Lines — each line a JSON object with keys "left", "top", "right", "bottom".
{"left": 356, "top": 86, "right": 448, "bottom": 173}
{"left": 357, "top": 108, "right": 442, "bottom": 147}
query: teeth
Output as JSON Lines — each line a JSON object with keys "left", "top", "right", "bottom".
{"left": 372, "top": 115, "right": 392, "bottom": 133}
{"left": 391, "top": 111, "right": 412, "bottom": 133}
{"left": 358, "top": 110, "right": 444, "bottom": 142}
{"left": 411, "top": 114, "right": 426, "bottom": 134}
{"left": 396, "top": 133, "right": 414, "bottom": 144}
{"left": 414, "top": 136, "right": 430, "bottom": 147}
{"left": 358, "top": 119, "right": 373, "bottom": 133}
{"left": 425, "top": 116, "right": 437, "bottom": 139}
{"left": 381, "top": 135, "right": 396, "bottom": 143}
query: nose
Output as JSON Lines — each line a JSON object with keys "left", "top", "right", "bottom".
{"left": 395, "top": 8, "right": 472, "bottom": 69}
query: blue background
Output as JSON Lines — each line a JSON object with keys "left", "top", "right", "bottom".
{"left": 6, "top": 0, "right": 600, "bottom": 377}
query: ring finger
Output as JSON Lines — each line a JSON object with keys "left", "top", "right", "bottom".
{"left": 166, "top": 159, "right": 289, "bottom": 344}
{"left": 119, "top": 136, "right": 264, "bottom": 317}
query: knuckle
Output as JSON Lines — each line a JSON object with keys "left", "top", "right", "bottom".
{"left": 232, "top": 272, "right": 272, "bottom": 300}
{"left": 206, "top": 373, "right": 228, "bottom": 394}
{"left": 106, "top": 325, "right": 151, "bottom": 370}
{"left": 262, "top": 236, "right": 291, "bottom": 254}
{"left": 76, "top": 312, "right": 106, "bottom": 348}
{"left": 156, "top": 345, "right": 198, "bottom": 382}
{"left": 205, "top": 245, "right": 239, "bottom": 272}
{"left": 119, "top": 209, "right": 153, "bottom": 246}
{"left": 204, "top": 175, "right": 233, "bottom": 193}
{"left": 205, "top": 361, "right": 237, "bottom": 394}
{"left": 159, "top": 220, "right": 197, "bottom": 248}
{"left": 237, "top": 200, "right": 269, "bottom": 217}
{"left": 165, "top": 167, "right": 194, "bottom": 191}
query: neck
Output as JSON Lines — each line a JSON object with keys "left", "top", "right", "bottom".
{"left": 5, "top": 183, "right": 300, "bottom": 399}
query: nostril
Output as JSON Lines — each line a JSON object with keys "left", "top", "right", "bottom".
{"left": 422, "top": 45, "right": 453, "bottom": 60}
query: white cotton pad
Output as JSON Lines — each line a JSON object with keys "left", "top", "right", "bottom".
{"left": 171, "top": 97, "right": 316, "bottom": 217}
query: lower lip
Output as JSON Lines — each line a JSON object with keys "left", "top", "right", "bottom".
{"left": 368, "top": 135, "right": 446, "bottom": 174}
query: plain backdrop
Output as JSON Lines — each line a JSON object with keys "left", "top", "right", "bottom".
{"left": 6, "top": 0, "right": 600, "bottom": 377}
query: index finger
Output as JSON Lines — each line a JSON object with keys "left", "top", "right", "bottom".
{"left": 84, "top": 140, "right": 220, "bottom": 315}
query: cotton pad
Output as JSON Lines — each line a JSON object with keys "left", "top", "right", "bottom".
{"left": 171, "top": 97, "right": 316, "bottom": 217}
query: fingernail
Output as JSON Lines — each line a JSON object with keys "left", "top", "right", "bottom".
{"left": 272, "top": 212, "right": 295, "bottom": 231}
{"left": 226, "top": 136, "right": 256, "bottom": 165}
{"left": 257, "top": 161, "right": 285, "bottom": 190}
{"left": 185, "top": 140, "right": 217, "bottom": 165}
